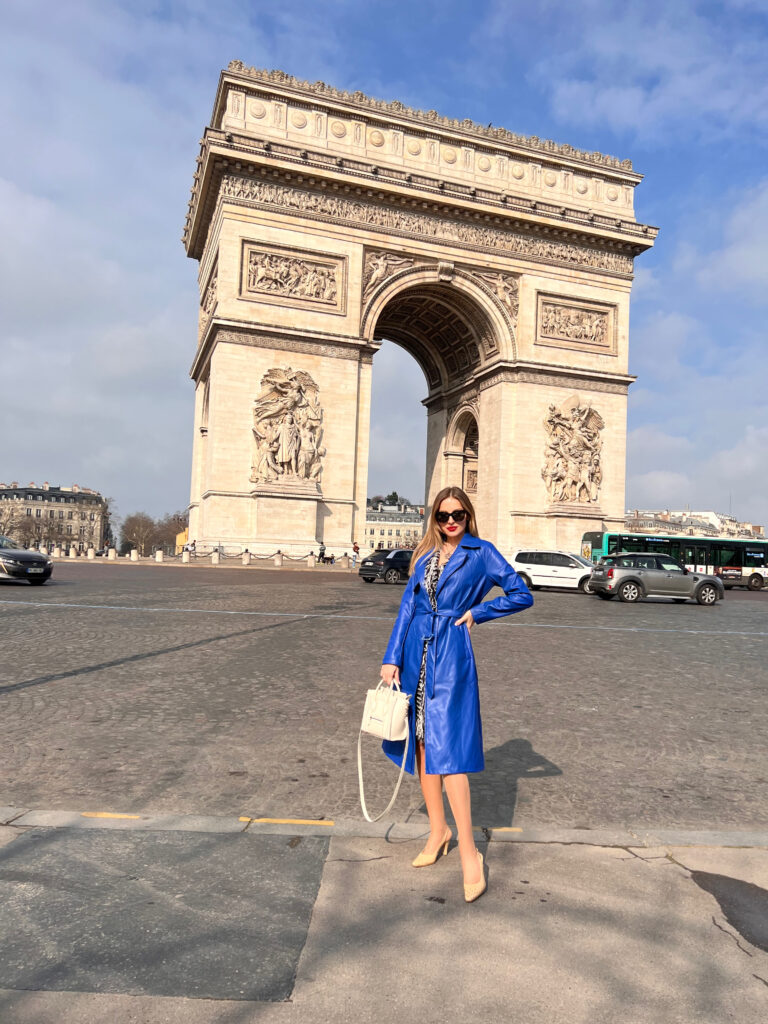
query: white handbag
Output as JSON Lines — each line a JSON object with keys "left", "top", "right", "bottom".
{"left": 357, "top": 679, "right": 411, "bottom": 822}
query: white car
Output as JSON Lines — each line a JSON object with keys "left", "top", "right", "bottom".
{"left": 511, "top": 549, "right": 595, "bottom": 592}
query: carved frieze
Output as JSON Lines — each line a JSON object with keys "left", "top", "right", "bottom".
{"left": 250, "top": 367, "right": 326, "bottom": 487}
{"left": 240, "top": 242, "right": 347, "bottom": 314}
{"left": 542, "top": 395, "right": 605, "bottom": 505}
{"left": 536, "top": 294, "right": 616, "bottom": 355}
{"left": 363, "top": 250, "right": 415, "bottom": 298}
{"left": 221, "top": 176, "right": 634, "bottom": 276}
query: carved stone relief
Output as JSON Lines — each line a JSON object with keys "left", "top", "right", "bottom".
{"left": 363, "top": 250, "right": 415, "bottom": 298}
{"left": 542, "top": 394, "right": 605, "bottom": 504}
{"left": 250, "top": 367, "right": 325, "bottom": 486}
{"left": 473, "top": 271, "right": 519, "bottom": 325}
{"left": 198, "top": 264, "right": 218, "bottom": 339}
{"left": 537, "top": 295, "right": 615, "bottom": 354}
{"left": 241, "top": 242, "right": 346, "bottom": 313}
{"left": 221, "top": 176, "right": 634, "bottom": 276}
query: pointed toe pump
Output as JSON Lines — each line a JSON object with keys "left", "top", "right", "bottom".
{"left": 412, "top": 827, "right": 453, "bottom": 868}
{"left": 464, "top": 850, "right": 487, "bottom": 903}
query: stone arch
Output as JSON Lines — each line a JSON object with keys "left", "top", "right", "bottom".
{"left": 361, "top": 264, "right": 516, "bottom": 393}
{"left": 445, "top": 405, "right": 480, "bottom": 498}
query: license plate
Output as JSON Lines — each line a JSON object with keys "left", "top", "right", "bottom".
{"left": 28, "top": 567, "right": 45, "bottom": 574}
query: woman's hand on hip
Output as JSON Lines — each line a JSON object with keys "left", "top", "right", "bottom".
{"left": 381, "top": 664, "right": 400, "bottom": 686}
{"left": 454, "top": 610, "right": 475, "bottom": 632}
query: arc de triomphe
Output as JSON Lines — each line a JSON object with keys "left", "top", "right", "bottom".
{"left": 183, "top": 62, "right": 657, "bottom": 554}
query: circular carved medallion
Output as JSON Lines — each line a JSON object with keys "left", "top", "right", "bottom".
{"left": 606, "top": 186, "right": 619, "bottom": 201}
{"left": 442, "top": 146, "right": 457, "bottom": 164}
{"left": 330, "top": 120, "right": 347, "bottom": 138}
{"left": 544, "top": 170, "right": 557, "bottom": 186}
{"left": 477, "top": 156, "right": 491, "bottom": 172}
{"left": 574, "top": 177, "right": 589, "bottom": 194}
{"left": 369, "top": 129, "right": 385, "bottom": 147}
{"left": 406, "top": 139, "right": 422, "bottom": 156}
{"left": 511, "top": 163, "right": 525, "bottom": 179}
{"left": 291, "top": 111, "right": 308, "bottom": 129}
{"left": 249, "top": 101, "right": 266, "bottom": 119}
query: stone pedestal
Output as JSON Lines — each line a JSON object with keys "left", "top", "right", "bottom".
{"left": 274, "top": 553, "right": 284, "bottom": 567}
{"left": 340, "top": 554, "right": 350, "bottom": 569}
{"left": 242, "top": 552, "right": 251, "bottom": 566}
{"left": 306, "top": 554, "right": 316, "bottom": 568}
{"left": 87, "top": 548, "right": 95, "bottom": 560}
{"left": 53, "top": 546, "right": 61, "bottom": 558}
{"left": 182, "top": 550, "right": 190, "bottom": 564}
{"left": 211, "top": 551, "right": 220, "bottom": 565}
{"left": 155, "top": 550, "right": 164, "bottom": 563}
{"left": 108, "top": 549, "right": 117, "bottom": 560}
{"left": 68, "top": 548, "right": 77, "bottom": 559}
{"left": 130, "top": 549, "right": 139, "bottom": 562}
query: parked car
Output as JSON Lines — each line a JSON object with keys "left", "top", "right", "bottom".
{"left": 590, "top": 552, "right": 725, "bottom": 604}
{"left": 511, "top": 549, "right": 595, "bottom": 592}
{"left": 0, "top": 535, "right": 53, "bottom": 585}
{"left": 358, "top": 548, "right": 413, "bottom": 584}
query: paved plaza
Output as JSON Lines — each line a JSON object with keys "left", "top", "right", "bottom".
{"left": 1, "top": 562, "right": 767, "bottom": 1022}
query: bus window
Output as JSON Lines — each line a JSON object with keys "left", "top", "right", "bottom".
{"left": 745, "top": 546, "right": 768, "bottom": 568}
{"left": 712, "top": 545, "right": 740, "bottom": 568}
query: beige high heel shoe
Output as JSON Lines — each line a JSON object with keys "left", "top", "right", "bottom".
{"left": 412, "top": 827, "right": 453, "bottom": 867}
{"left": 464, "top": 849, "right": 486, "bottom": 903}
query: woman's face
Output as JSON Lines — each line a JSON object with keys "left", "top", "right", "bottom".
{"left": 437, "top": 496, "right": 468, "bottom": 542}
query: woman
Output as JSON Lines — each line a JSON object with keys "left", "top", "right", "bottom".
{"left": 380, "top": 486, "right": 533, "bottom": 902}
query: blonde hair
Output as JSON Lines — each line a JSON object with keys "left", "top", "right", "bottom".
{"left": 409, "top": 486, "right": 479, "bottom": 574}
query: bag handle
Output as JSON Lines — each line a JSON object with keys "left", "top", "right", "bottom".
{"left": 357, "top": 717, "right": 410, "bottom": 823}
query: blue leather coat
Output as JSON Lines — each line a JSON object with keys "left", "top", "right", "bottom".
{"left": 381, "top": 535, "right": 533, "bottom": 776}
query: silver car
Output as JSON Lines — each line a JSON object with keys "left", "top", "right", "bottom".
{"left": 590, "top": 552, "right": 725, "bottom": 604}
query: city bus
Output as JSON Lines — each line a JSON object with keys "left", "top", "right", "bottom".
{"left": 581, "top": 532, "right": 768, "bottom": 590}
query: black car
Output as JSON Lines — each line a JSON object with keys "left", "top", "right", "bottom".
{"left": 0, "top": 535, "right": 53, "bottom": 585}
{"left": 358, "top": 548, "right": 413, "bottom": 584}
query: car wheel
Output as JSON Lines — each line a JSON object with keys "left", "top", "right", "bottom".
{"left": 28, "top": 578, "right": 48, "bottom": 586}
{"left": 597, "top": 592, "right": 615, "bottom": 600}
{"left": 579, "top": 576, "right": 594, "bottom": 594}
{"left": 618, "top": 581, "right": 641, "bottom": 603}
{"left": 384, "top": 568, "right": 401, "bottom": 584}
{"left": 518, "top": 572, "right": 532, "bottom": 589}
{"left": 748, "top": 574, "right": 764, "bottom": 591}
{"left": 696, "top": 583, "right": 718, "bottom": 605}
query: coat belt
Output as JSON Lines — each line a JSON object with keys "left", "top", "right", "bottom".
{"left": 413, "top": 609, "right": 466, "bottom": 699}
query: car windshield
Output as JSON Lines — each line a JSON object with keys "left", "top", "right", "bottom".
{"left": 569, "top": 553, "right": 593, "bottom": 567}
{"left": 0, "top": 535, "right": 19, "bottom": 550}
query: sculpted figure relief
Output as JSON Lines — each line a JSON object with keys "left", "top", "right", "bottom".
{"left": 246, "top": 251, "right": 338, "bottom": 305}
{"left": 540, "top": 302, "right": 609, "bottom": 345}
{"left": 541, "top": 395, "right": 605, "bottom": 504}
{"left": 363, "top": 250, "right": 414, "bottom": 297}
{"left": 250, "top": 367, "right": 325, "bottom": 485}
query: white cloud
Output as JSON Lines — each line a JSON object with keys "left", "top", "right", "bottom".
{"left": 697, "top": 179, "right": 768, "bottom": 300}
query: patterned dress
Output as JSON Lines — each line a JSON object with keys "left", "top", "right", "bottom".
{"left": 414, "top": 551, "right": 447, "bottom": 743}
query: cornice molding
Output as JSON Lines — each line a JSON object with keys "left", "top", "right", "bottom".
{"left": 225, "top": 62, "right": 634, "bottom": 173}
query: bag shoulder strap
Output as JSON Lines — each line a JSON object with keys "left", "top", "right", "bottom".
{"left": 357, "top": 721, "right": 409, "bottom": 823}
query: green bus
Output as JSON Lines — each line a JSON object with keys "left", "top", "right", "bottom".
{"left": 581, "top": 531, "right": 768, "bottom": 590}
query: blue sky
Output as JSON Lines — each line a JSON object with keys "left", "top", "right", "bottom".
{"left": 1, "top": 0, "right": 766, "bottom": 527}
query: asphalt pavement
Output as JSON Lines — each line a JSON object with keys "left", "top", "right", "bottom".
{"left": 0, "top": 562, "right": 766, "bottom": 1022}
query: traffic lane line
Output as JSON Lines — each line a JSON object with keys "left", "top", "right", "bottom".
{"left": 0, "top": 599, "right": 766, "bottom": 637}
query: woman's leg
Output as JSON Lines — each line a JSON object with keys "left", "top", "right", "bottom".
{"left": 443, "top": 773, "right": 482, "bottom": 884}
{"left": 416, "top": 741, "right": 449, "bottom": 853}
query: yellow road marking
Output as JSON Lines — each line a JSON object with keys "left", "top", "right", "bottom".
{"left": 81, "top": 812, "right": 142, "bottom": 820}
{"left": 240, "top": 816, "right": 335, "bottom": 826}
{"left": 492, "top": 827, "right": 523, "bottom": 832}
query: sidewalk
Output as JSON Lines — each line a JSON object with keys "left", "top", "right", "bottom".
{"left": 1, "top": 811, "right": 766, "bottom": 1023}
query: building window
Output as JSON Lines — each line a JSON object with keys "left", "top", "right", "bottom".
{"left": 59, "top": 510, "right": 64, "bottom": 519}
{"left": 49, "top": 510, "right": 55, "bottom": 518}
{"left": 67, "top": 511, "right": 73, "bottom": 520}
{"left": 90, "top": 512, "right": 95, "bottom": 521}
{"left": 379, "top": 530, "right": 384, "bottom": 536}
{"left": 79, "top": 526, "right": 86, "bottom": 536}
{"left": 35, "top": 508, "right": 41, "bottom": 518}
{"left": 26, "top": 508, "right": 32, "bottom": 517}
{"left": 66, "top": 525, "right": 72, "bottom": 535}
{"left": 396, "top": 529, "right": 401, "bottom": 536}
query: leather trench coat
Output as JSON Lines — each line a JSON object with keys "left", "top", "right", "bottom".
{"left": 381, "top": 535, "right": 533, "bottom": 776}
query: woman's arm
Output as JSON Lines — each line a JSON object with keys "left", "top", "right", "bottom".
{"left": 469, "top": 543, "right": 533, "bottom": 625}
{"left": 381, "top": 568, "right": 419, "bottom": 668}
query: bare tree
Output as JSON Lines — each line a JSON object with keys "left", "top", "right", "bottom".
{"left": 121, "top": 513, "right": 156, "bottom": 556}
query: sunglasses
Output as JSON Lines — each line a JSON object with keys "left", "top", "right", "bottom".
{"left": 435, "top": 509, "right": 467, "bottom": 525}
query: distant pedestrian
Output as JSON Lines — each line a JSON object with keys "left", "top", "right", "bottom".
{"left": 318, "top": 541, "right": 326, "bottom": 564}
{"left": 352, "top": 541, "right": 360, "bottom": 567}
{"left": 379, "top": 486, "right": 532, "bottom": 902}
